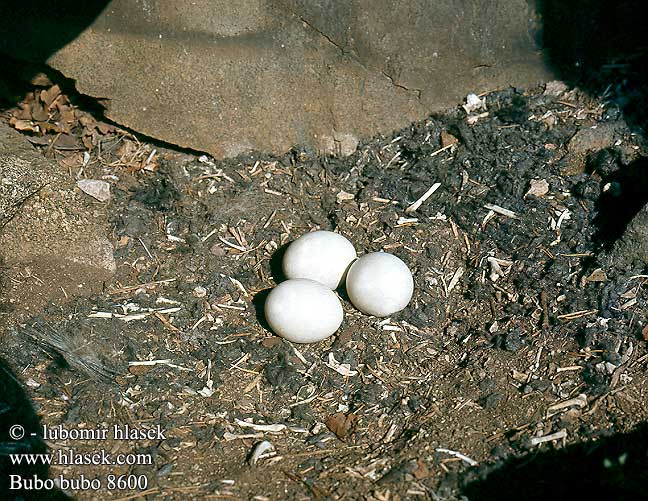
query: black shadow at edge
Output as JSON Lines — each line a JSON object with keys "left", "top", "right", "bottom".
{"left": 269, "top": 243, "right": 289, "bottom": 284}
{"left": 536, "top": 0, "right": 648, "bottom": 130}
{"left": 0, "top": 357, "right": 69, "bottom": 500}
{"left": 461, "top": 423, "right": 648, "bottom": 500}
{"left": 252, "top": 288, "right": 273, "bottom": 333}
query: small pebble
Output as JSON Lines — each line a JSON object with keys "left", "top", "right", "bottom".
{"left": 77, "top": 179, "right": 111, "bottom": 202}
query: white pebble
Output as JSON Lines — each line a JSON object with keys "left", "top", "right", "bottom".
{"left": 282, "top": 231, "right": 357, "bottom": 289}
{"left": 77, "top": 179, "right": 111, "bottom": 202}
{"left": 346, "top": 252, "right": 414, "bottom": 317}
{"left": 265, "top": 279, "right": 343, "bottom": 343}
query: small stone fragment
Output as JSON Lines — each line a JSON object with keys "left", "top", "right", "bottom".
{"left": 326, "top": 132, "right": 359, "bottom": 157}
{"left": 496, "top": 329, "right": 524, "bottom": 352}
{"left": 210, "top": 244, "right": 226, "bottom": 256}
{"left": 480, "top": 393, "right": 505, "bottom": 409}
{"left": 412, "top": 458, "right": 430, "bottom": 480}
{"left": 544, "top": 80, "right": 568, "bottom": 96}
{"left": 333, "top": 132, "right": 360, "bottom": 157}
{"left": 128, "top": 364, "right": 152, "bottom": 376}
{"left": 325, "top": 412, "right": 357, "bottom": 441}
{"left": 463, "top": 93, "right": 486, "bottom": 114}
{"left": 261, "top": 337, "right": 283, "bottom": 349}
{"left": 77, "top": 179, "right": 111, "bottom": 202}
{"left": 440, "top": 130, "right": 459, "bottom": 148}
{"left": 584, "top": 268, "right": 607, "bottom": 283}
{"left": 525, "top": 178, "right": 549, "bottom": 198}
{"left": 336, "top": 190, "right": 355, "bottom": 204}
{"left": 568, "top": 124, "right": 618, "bottom": 155}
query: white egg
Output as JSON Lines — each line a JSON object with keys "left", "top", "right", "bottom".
{"left": 282, "top": 230, "right": 357, "bottom": 289}
{"left": 346, "top": 252, "right": 414, "bottom": 317}
{"left": 265, "top": 279, "right": 344, "bottom": 343}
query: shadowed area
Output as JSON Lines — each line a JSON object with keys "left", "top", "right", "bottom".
{"left": 537, "top": 0, "right": 648, "bottom": 129}
{"left": 0, "top": 358, "right": 69, "bottom": 500}
{"left": 593, "top": 157, "right": 648, "bottom": 249}
{"left": 537, "top": 0, "right": 648, "bottom": 252}
{"left": 0, "top": 1, "right": 110, "bottom": 108}
{"left": 462, "top": 423, "right": 648, "bottom": 500}
{"left": 0, "top": 1, "right": 110, "bottom": 62}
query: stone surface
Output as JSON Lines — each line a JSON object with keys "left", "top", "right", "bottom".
{"left": 77, "top": 179, "right": 111, "bottom": 202}
{"left": 562, "top": 122, "right": 627, "bottom": 176}
{"left": 607, "top": 203, "right": 648, "bottom": 270}
{"left": 0, "top": 126, "right": 52, "bottom": 228}
{"left": 0, "top": 0, "right": 552, "bottom": 158}
{"left": 0, "top": 124, "right": 115, "bottom": 320}
{"left": 568, "top": 123, "right": 620, "bottom": 155}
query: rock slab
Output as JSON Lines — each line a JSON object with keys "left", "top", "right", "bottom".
{"left": 0, "top": 126, "right": 51, "bottom": 227}
{"left": 0, "top": 125, "right": 115, "bottom": 320}
{"left": 608, "top": 203, "right": 648, "bottom": 270}
{"left": 0, "top": 0, "right": 552, "bottom": 158}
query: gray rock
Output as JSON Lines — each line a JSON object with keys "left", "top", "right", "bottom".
{"left": 568, "top": 122, "right": 622, "bottom": 155}
{"left": 561, "top": 122, "right": 626, "bottom": 175}
{"left": 0, "top": 126, "right": 53, "bottom": 228}
{"left": 77, "top": 179, "right": 111, "bottom": 202}
{"left": 0, "top": 0, "right": 552, "bottom": 158}
{"left": 0, "top": 124, "right": 115, "bottom": 323}
{"left": 607, "top": 203, "right": 648, "bottom": 269}
{"left": 544, "top": 80, "right": 568, "bottom": 97}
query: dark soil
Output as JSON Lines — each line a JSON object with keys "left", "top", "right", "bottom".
{"left": 1, "top": 80, "right": 648, "bottom": 500}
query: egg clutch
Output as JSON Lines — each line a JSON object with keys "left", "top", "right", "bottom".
{"left": 264, "top": 231, "right": 414, "bottom": 343}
